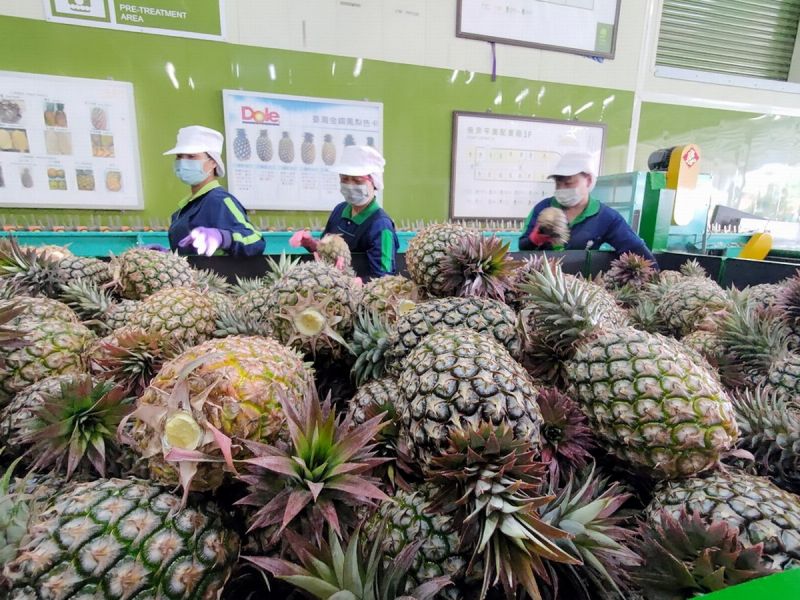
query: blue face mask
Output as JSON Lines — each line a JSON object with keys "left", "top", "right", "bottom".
{"left": 174, "top": 159, "right": 211, "bottom": 185}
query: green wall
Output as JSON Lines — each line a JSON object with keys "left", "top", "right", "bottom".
{"left": 0, "top": 15, "right": 634, "bottom": 228}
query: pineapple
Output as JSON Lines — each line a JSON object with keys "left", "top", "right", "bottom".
{"left": 730, "top": 386, "right": 800, "bottom": 493}
{"left": 366, "top": 483, "right": 467, "bottom": 599}
{"left": 259, "top": 261, "right": 358, "bottom": 359}
{"left": 316, "top": 233, "right": 352, "bottom": 270}
{"left": 522, "top": 261, "right": 738, "bottom": 478}
{"left": 360, "top": 274, "right": 420, "bottom": 323}
{"left": 0, "top": 237, "right": 63, "bottom": 298}
{"left": 631, "top": 508, "right": 775, "bottom": 598}
{"left": 278, "top": 131, "right": 294, "bottom": 163}
{"left": 536, "top": 206, "right": 570, "bottom": 248}
{"left": 504, "top": 254, "right": 563, "bottom": 311}
{"left": 352, "top": 296, "right": 523, "bottom": 384}
{"left": 536, "top": 387, "right": 596, "bottom": 485}
{"left": 655, "top": 270, "right": 731, "bottom": 337}
{"left": 4, "top": 375, "right": 133, "bottom": 480}
{"left": 233, "top": 127, "right": 251, "bottom": 160}
{"left": 405, "top": 223, "right": 471, "bottom": 297}
{"left": 648, "top": 469, "right": 800, "bottom": 569}
{"left": 109, "top": 248, "right": 195, "bottom": 300}
{"left": 0, "top": 318, "right": 94, "bottom": 403}
{"left": 12, "top": 296, "right": 80, "bottom": 325}
{"left": 129, "top": 286, "right": 218, "bottom": 347}
{"left": 300, "top": 132, "right": 315, "bottom": 164}
{"left": 60, "top": 278, "right": 140, "bottom": 331}
{"left": 255, "top": 129, "right": 273, "bottom": 162}
{"left": 236, "top": 382, "right": 387, "bottom": 548}
{"left": 776, "top": 273, "right": 800, "bottom": 335}
{"left": 54, "top": 255, "right": 111, "bottom": 286}
{"left": 248, "top": 523, "right": 451, "bottom": 600}
{"left": 124, "top": 336, "right": 311, "bottom": 496}
{"left": 682, "top": 328, "right": 722, "bottom": 368}
{"left": 321, "top": 133, "right": 336, "bottom": 165}
{"left": 603, "top": 251, "right": 657, "bottom": 290}
{"left": 742, "top": 282, "right": 785, "bottom": 316}
{"left": 437, "top": 233, "right": 515, "bottom": 300}
{"left": 397, "top": 328, "right": 542, "bottom": 466}
{"left": 3, "top": 478, "right": 239, "bottom": 598}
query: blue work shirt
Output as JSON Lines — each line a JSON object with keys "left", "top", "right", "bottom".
{"left": 322, "top": 199, "right": 399, "bottom": 280}
{"left": 519, "top": 196, "right": 656, "bottom": 262}
{"left": 168, "top": 181, "right": 265, "bottom": 257}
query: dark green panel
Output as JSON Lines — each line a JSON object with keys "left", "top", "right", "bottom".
{"left": 0, "top": 15, "right": 633, "bottom": 227}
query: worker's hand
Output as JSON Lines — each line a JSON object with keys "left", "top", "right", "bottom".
{"left": 179, "top": 227, "right": 224, "bottom": 256}
{"left": 141, "top": 243, "right": 169, "bottom": 252}
{"left": 528, "top": 223, "right": 553, "bottom": 247}
{"left": 289, "top": 229, "right": 318, "bottom": 253}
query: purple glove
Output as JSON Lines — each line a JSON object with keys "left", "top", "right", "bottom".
{"left": 179, "top": 227, "right": 225, "bottom": 256}
{"left": 142, "top": 243, "right": 169, "bottom": 252}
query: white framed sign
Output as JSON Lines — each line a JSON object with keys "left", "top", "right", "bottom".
{"left": 457, "top": 0, "right": 621, "bottom": 58}
{"left": 450, "top": 111, "right": 605, "bottom": 220}
{"left": 222, "top": 90, "right": 383, "bottom": 212}
{"left": 0, "top": 71, "right": 142, "bottom": 210}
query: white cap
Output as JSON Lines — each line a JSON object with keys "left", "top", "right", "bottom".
{"left": 548, "top": 152, "right": 598, "bottom": 179}
{"left": 330, "top": 145, "right": 386, "bottom": 190}
{"left": 163, "top": 125, "right": 226, "bottom": 177}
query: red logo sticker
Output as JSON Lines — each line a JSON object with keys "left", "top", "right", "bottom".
{"left": 683, "top": 147, "right": 699, "bottom": 167}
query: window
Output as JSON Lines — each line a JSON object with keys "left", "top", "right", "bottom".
{"left": 656, "top": 0, "right": 800, "bottom": 81}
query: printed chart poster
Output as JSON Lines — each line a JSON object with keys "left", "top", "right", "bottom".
{"left": 45, "top": 0, "right": 224, "bottom": 40}
{"left": 450, "top": 111, "right": 605, "bottom": 220}
{"left": 222, "top": 91, "right": 383, "bottom": 211}
{"left": 457, "top": 0, "right": 620, "bottom": 58}
{"left": 0, "top": 71, "right": 142, "bottom": 210}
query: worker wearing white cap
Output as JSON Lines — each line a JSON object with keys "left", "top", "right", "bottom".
{"left": 162, "top": 125, "right": 264, "bottom": 257}
{"left": 294, "top": 145, "right": 399, "bottom": 280}
{"left": 519, "top": 152, "right": 656, "bottom": 262}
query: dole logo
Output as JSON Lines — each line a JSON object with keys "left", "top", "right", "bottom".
{"left": 241, "top": 106, "right": 280, "bottom": 124}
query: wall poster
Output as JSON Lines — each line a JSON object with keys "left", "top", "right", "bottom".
{"left": 450, "top": 111, "right": 605, "bottom": 220}
{"left": 457, "top": 0, "right": 621, "bottom": 58}
{"left": 221, "top": 90, "right": 383, "bottom": 212}
{"left": 44, "top": 0, "right": 225, "bottom": 41}
{"left": 0, "top": 70, "right": 142, "bottom": 210}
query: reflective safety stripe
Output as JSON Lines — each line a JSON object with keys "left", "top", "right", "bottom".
{"left": 380, "top": 228, "right": 393, "bottom": 273}
{"left": 223, "top": 197, "right": 262, "bottom": 245}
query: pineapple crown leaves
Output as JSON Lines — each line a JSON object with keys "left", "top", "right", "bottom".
{"left": 89, "top": 326, "right": 183, "bottom": 396}
{"left": 776, "top": 271, "right": 800, "bottom": 327}
{"left": 427, "top": 424, "right": 579, "bottom": 600}
{"left": 59, "top": 277, "right": 119, "bottom": 330}
{"left": 680, "top": 259, "right": 709, "bottom": 279}
{"left": 264, "top": 251, "right": 302, "bottom": 285}
{"left": 0, "top": 301, "right": 29, "bottom": 363}
{"left": 235, "top": 382, "right": 390, "bottom": 546}
{"left": 535, "top": 388, "right": 595, "bottom": 485}
{"left": 604, "top": 252, "right": 658, "bottom": 289}
{"left": 540, "top": 465, "right": 638, "bottom": 596}
{"left": 20, "top": 374, "right": 133, "bottom": 479}
{"left": 231, "top": 274, "right": 270, "bottom": 295}
{"left": 351, "top": 309, "right": 395, "bottom": 386}
{"left": 245, "top": 524, "right": 451, "bottom": 600}
{"left": 630, "top": 509, "right": 776, "bottom": 599}
{"left": 192, "top": 268, "right": 232, "bottom": 294}
{"left": 438, "top": 233, "right": 515, "bottom": 301}
{"left": 0, "top": 236, "right": 64, "bottom": 298}
{"left": 519, "top": 258, "right": 608, "bottom": 357}
{"left": 213, "top": 305, "right": 273, "bottom": 338}
{"left": 718, "top": 299, "right": 793, "bottom": 379}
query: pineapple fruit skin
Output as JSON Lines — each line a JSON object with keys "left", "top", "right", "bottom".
{"left": 129, "top": 336, "right": 311, "bottom": 490}
{"left": 13, "top": 296, "right": 80, "bottom": 325}
{"left": 405, "top": 223, "right": 471, "bottom": 297}
{"left": 649, "top": 469, "right": 800, "bottom": 569}
{"left": 316, "top": 234, "right": 351, "bottom": 269}
{"left": 3, "top": 478, "right": 239, "bottom": 598}
{"left": 301, "top": 132, "right": 315, "bottom": 164}
{"left": 657, "top": 276, "right": 730, "bottom": 337}
{"left": 111, "top": 248, "right": 195, "bottom": 300}
{"left": 129, "top": 286, "right": 218, "bottom": 347}
{"left": 398, "top": 328, "right": 543, "bottom": 465}
{"left": 570, "top": 326, "right": 738, "bottom": 478}
{"left": 0, "top": 318, "right": 94, "bottom": 402}
{"left": 361, "top": 274, "right": 420, "bottom": 323}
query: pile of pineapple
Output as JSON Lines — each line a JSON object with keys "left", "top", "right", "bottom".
{"left": 1, "top": 225, "right": 800, "bottom": 600}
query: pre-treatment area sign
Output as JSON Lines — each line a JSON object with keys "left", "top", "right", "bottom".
{"left": 45, "top": 0, "right": 224, "bottom": 40}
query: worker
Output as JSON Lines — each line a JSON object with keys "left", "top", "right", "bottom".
{"left": 163, "top": 125, "right": 265, "bottom": 257}
{"left": 519, "top": 152, "right": 656, "bottom": 262}
{"left": 295, "top": 145, "right": 399, "bottom": 280}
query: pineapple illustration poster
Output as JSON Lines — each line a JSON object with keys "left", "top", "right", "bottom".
{"left": 222, "top": 91, "right": 383, "bottom": 211}
{"left": 0, "top": 70, "right": 142, "bottom": 210}
{"left": 450, "top": 111, "right": 605, "bottom": 219}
